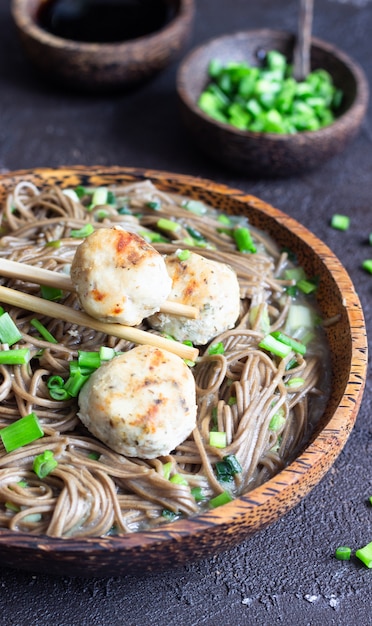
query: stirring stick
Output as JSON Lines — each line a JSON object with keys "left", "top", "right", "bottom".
{"left": 293, "top": 0, "right": 314, "bottom": 81}
{"left": 0, "top": 285, "right": 199, "bottom": 362}
{"left": 0, "top": 258, "right": 198, "bottom": 320}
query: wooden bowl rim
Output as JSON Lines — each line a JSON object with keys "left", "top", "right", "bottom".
{"left": 0, "top": 165, "right": 367, "bottom": 561}
{"left": 11, "top": 0, "right": 195, "bottom": 51}
{"left": 176, "top": 28, "right": 369, "bottom": 142}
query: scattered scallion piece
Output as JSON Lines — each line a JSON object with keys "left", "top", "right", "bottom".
{"left": 33, "top": 450, "right": 58, "bottom": 478}
{"left": 176, "top": 249, "right": 191, "bottom": 261}
{"left": 269, "top": 411, "right": 286, "bottom": 431}
{"left": 0, "top": 348, "right": 30, "bottom": 365}
{"left": 74, "top": 185, "right": 88, "bottom": 199}
{"left": 270, "top": 331, "right": 306, "bottom": 355}
{"left": 88, "top": 451, "right": 101, "bottom": 461}
{"left": 162, "top": 509, "right": 178, "bottom": 521}
{"left": 209, "top": 431, "right": 227, "bottom": 448}
{"left": 31, "top": 318, "right": 58, "bottom": 344}
{"left": 216, "top": 454, "right": 242, "bottom": 482}
{"left": 63, "top": 371, "right": 90, "bottom": 397}
{"left": 335, "top": 546, "right": 352, "bottom": 561}
{"left": 181, "top": 199, "right": 207, "bottom": 216}
{"left": 191, "top": 486, "right": 205, "bottom": 502}
{"left": 362, "top": 259, "right": 372, "bottom": 274}
{"left": 259, "top": 334, "right": 292, "bottom": 359}
{"left": 40, "top": 285, "right": 62, "bottom": 301}
{"left": 355, "top": 541, "right": 372, "bottom": 568}
{"left": 209, "top": 491, "right": 233, "bottom": 508}
{"left": 233, "top": 227, "right": 257, "bottom": 253}
{"left": 157, "top": 218, "right": 180, "bottom": 233}
{"left": 169, "top": 473, "right": 188, "bottom": 486}
{"left": 78, "top": 350, "right": 101, "bottom": 370}
{"left": 286, "top": 377, "right": 305, "bottom": 388}
{"left": 0, "top": 412, "right": 44, "bottom": 452}
{"left": 208, "top": 342, "right": 225, "bottom": 355}
{"left": 91, "top": 187, "right": 108, "bottom": 207}
{"left": 0, "top": 312, "right": 23, "bottom": 346}
{"left": 47, "top": 375, "right": 70, "bottom": 401}
{"left": 99, "top": 346, "right": 116, "bottom": 361}
{"left": 162, "top": 462, "right": 172, "bottom": 480}
{"left": 70, "top": 223, "right": 94, "bottom": 238}
{"left": 331, "top": 214, "right": 350, "bottom": 231}
{"left": 296, "top": 278, "right": 318, "bottom": 294}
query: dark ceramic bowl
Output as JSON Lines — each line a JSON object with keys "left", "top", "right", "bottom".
{"left": 176, "top": 30, "right": 369, "bottom": 176}
{"left": 11, "top": 0, "right": 195, "bottom": 92}
{"left": 0, "top": 165, "right": 367, "bottom": 577}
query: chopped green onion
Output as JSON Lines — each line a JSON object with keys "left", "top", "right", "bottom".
{"left": 45, "top": 240, "right": 61, "bottom": 248}
{"left": 369, "top": 496, "right": 372, "bottom": 506}
{"left": 78, "top": 350, "right": 101, "bottom": 370}
{"left": 33, "top": 450, "right": 58, "bottom": 478}
{"left": 331, "top": 214, "right": 350, "bottom": 231}
{"left": 0, "top": 412, "right": 44, "bottom": 452}
{"left": 209, "top": 431, "right": 227, "bottom": 448}
{"left": 0, "top": 312, "right": 23, "bottom": 346}
{"left": 227, "top": 396, "right": 237, "bottom": 406}
{"left": 286, "top": 377, "right": 305, "bottom": 388}
{"left": 233, "top": 227, "right": 257, "bottom": 253}
{"left": 162, "top": 462, "right": 172, "bottom": 480}
{"left": 146, "top": 200, "right": 161, "bottom": 210}
{"left": 91, "top": 187, "right": 108, "bottom": 207}
{"left": 369, "top": 233, "right": 372, "bottom": 246}
{"left": 335, "top": 546, "right": 352, "bottom": 561}
{"left": 296, "top": 278, "right": 318, "bottom": 294}
{"left": 74, "top": 185, "right": 88, "bottom": 199}
{"left": 162, "top": 509, "right": 178, "bottom": 521}
{"left": 88, "top": 451, "right": 101, "bottom": 461}
{"left": 176, "top": 249, "right": 191, "bottom": 261}
{"left": 181, "top": 199, "right": 207, "bottom": 216}
{"left": 30, "top": 318, "right": 58, "bottom": 344}
{"left": 216, "top": 454, "right": 242, "bottom": 482}
{"left": 99, "top": 346, "right": 116, "bottom": 361}
{"left": 284, "top": 267, "right": 307, "bottom": 282}
{"left": 270, "top": 331, "right": 306, "bottom": 355}
{"left": 191, "top": 486, "right": 205, "bottom": 502}
{"left": 355, "top": 541, "right": 372, "bottom": 568}
{"left": 208, "top": 342, "right": 225, "bottom": 355}
{"left": 285, "top": 304, "right": 314, "bottom": 334}
{"left": 169, "top": 473, "right": 188, "bottom": 486}
{"left": 0, "top": 348, "right": 30, "bottom": 365}
{"left": 63, "top": 370, "right": 90, "bottom": 397}
{"left": 362, "top": 260, "right": 372, "bottom": 274}
{"left": 70, "top": 223, "right": 94, "bottom": 238}
{"left": 209, "top": 491, "right": 233, "bottom": 508}
{"left": 5, "top": 501, "right": 20, "bottom": 512}
{"left": 157, "top": 218, "right": 180, "bottom": 233}
{"left": 40, "top": 285, "right": 62, "bottom": 301}
{"left": 217, "top": 214, "right": 231, "bottom": 225}
{"left": 269, "top": 411, "right": 286, "bottom": 431}
{"left": 259, "top": 334, "right": 292, "bottom": 358}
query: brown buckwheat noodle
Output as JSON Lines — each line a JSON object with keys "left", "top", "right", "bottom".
{"left": 0, "top": 180, "right": 329, "bottom": 537}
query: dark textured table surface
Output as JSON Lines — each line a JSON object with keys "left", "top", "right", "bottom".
{"left": 0, "top": 1, "right": 371, "bottom": 624}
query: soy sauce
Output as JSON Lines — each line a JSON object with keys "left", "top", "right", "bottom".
{"left": 37, "top": 0, "right": 176, "bottom": 44}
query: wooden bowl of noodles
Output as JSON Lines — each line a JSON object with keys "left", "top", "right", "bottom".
{"left": 0, "top": 166, "right": 366, "bottom": 577}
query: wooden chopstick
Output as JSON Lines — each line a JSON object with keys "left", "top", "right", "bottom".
{"left": 0, "top": 258, "right": 198, "bottom": 319}
{"left": 0, "top": 285, "right": 199, "bottom": 362}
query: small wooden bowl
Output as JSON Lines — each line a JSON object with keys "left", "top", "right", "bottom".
{"left": 0, "top": 165, "right": 367, "bottom": 577}
{"left": 177, "top": 30, "right": 369, "bottom": 176}
{"left": 11, "top": 0, "right": 195, "bottom": 92}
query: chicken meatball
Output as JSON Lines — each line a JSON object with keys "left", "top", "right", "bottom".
{"left": 77, "top": 345, "right": 197, "bottom": 459}
{"left": 70, "top": 227, "right": 172, "bottom": 326}
{"left": 148, "top": 251, "right": 240, "bottom": 345}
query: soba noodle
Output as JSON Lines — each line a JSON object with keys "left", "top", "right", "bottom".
{"left": 0, "top": 180, "right": 329, "bottom": 537}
